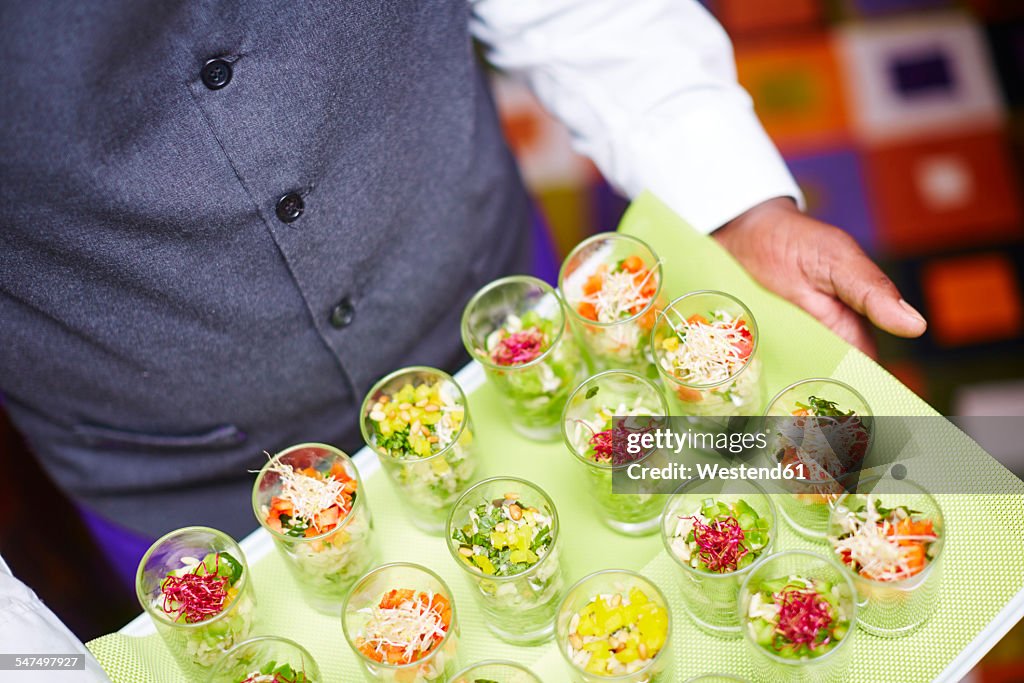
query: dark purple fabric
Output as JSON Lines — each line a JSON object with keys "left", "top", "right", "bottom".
{"left": 77, "top": 504, "right": 154, "bottom": 592}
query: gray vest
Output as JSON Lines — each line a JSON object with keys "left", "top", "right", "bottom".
{"left": 0, "top": 1, "right": 531, "bottom": 537}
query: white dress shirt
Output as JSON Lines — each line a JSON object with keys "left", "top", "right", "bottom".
{"left": 0, "top": 557, "right": 111, "bottom": 682}
{"left": 471, "top": 0, "right": 804, "bottom": 233}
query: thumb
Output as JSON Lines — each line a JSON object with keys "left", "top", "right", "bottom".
{"left": 825, "top": 242, "right": 927, "bottom": 338}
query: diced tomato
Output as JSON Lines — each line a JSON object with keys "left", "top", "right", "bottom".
{"left": 687, "top": 314, "right": 708, "bottom": 325}
{"left": 621, "top": 255, "right": 644, "bottom": 273}
{"left": 379, "top": 588, "right": 416, "bottom": 609}
{"left": 385, "top": 644, "right": 410, "bottom": 665}
{"left": 637, "top": 271, "right": 658, "bottom": 297}
{"left": 902, "top": 543, "right": 927, "bottom": 574}
{"left": 733, "top": 335, "right": 753, "bottom": 359}
{"left": 358, "top": 641, "right": 381, "bottom": 662}
{"left": 675, "top": 385, "right": 703, "bottom": 403}
{"left": 577, "top": 302, "right": 598, "bottom": 321}
{"left": 638, "top": 306, "right": 657, "bottom": 331}
{"left": 583, "top": 273, "right": 604, "bottom": 295}
{"left": 315, "top": 505, "right": 341, "bottom": 529}
{"left": 329, "top": 461, "right": 353, "bottom": 481}
{"left": 893, "top": 518, "right": 936, "bottom": 544}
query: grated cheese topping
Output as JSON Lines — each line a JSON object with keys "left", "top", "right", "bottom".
{"left": 267, "top": 458, "right": 345, "bottom": 530}
{"left": 359, "top": 591, "right": 448, "bottom": 663}
{"left": 660, "top": 310, "right": 750, "bottom": 385}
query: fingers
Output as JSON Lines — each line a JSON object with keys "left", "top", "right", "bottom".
{"left": 794, "top": 289, "right": 879, "bottom": 357}
{"left": 822, "top": 235, "right": 927, "bottom": 339}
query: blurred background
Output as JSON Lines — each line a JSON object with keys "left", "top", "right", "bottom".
{"left": 491, "top": 1, "right": 1024, "bottom": 678}
{"left": 1, "top": 0, "right": 1022, "bottom": 679}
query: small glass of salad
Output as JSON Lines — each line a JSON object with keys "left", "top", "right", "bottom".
{"left": 556, "top": 569, "right": 672, "bottom": 683}
{"left": 651, "top": 291, "right": 763, "bottom": 417}
{"left": 451, "top": 660, "right": 543, "bottom": 683}
{"left": 445, "top": 476, "right": 565, "bottom": 645}
{"left": 559, "top": 233, "right": 664, "bottom": 375}
{"left": 136, "top": 526, "right": 256, "bottom": 680}
{"left": 252, "top": 442, "right": 376, "bottom": 614}
{"left": 343, "top": 563, "right": 460, "bottom": 683}
{"left": 562, "top": 370, "right": 670, "bottom": 536}
{"left": 738, "top": 550, "right": 857, "bottom": 682}
{"left": 361, "top": 366, "right": 477, "bottom": 533}
{"left": 462, "top": 275, "right": 587, "bottom": 440}
{"left": 828, "top": 477, "right": 944, "bottom": 637}
{"left": 207, "top": 636, "right": 321, "bottom": 683}
{"left": 661, "top": 479, "right": 776, "bottom": 638}
{"left": 764, "top": 378, "right": 874, "bottom": 541}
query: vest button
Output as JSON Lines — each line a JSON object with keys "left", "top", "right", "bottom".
{"left": 329, "top": 298, "right": 355, "bottom": 329}
{"left": 275, "top": 192, "right": 304, "bottom": 223}
{"left": 200, "top": 58, "right": 232, "bottom": 90}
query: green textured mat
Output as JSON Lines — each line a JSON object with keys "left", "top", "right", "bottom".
{"left": 88, "top": 193, "right": 1024, "bottom": 682}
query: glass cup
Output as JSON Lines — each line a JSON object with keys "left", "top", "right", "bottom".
{"left": 451, "top": 660, "right": 543, "bottom": 683}
{"left": 207, "top": 636, "right": 321, "bottom": 683}
{"left": 828, "top": 477, "right": 944, "bottom": 637}
{"left": 360, "top": 366, "right": 478, "bottom": 533}
{"left": 343, "top": 563, "right": 461, "bottom": 683}
{"left": 136, "top": 526, "right": 257, "bottom": 680}
{"left": 562, "top": 370, "right": 670, "bottom": 536}
{"left": 651, "top": 291, "right": 764, "bottom": 418}
{"left": 763, "top": 378, "right": 874, "bottom": 541}
{"left": 556, "top": 569, "right": 673, "bottom": 683}
{"left": 559, "top": 233, "right": 664, "bottom": 375}
{"left": 661, "top": 479, "right": 776, "bottom": 637}
{"left": 738, "top": 551, "right": 857, "bottom": 683}
{"left": 445, "top": 477, "right": 565, "bottom": 645}
{"left": 252, "top": 442, "right": 376, "bottom": 614}
{"left": 462, "top": 275, "right": 587, "bottom": 440}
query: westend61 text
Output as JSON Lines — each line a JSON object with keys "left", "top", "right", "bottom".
{"left": 624, "top": 461, "right": 807, "bottom": 482}
{"left": 624, "top": 426, "right": 769, "bottom": 455}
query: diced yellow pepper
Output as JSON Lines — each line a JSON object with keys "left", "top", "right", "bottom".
{"left": 472, "top": 554, "right": 495, "bottom": 575}
{"left": 616, "top": 645, "right": 640, "bottom": 663}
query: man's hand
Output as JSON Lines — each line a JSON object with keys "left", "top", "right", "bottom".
{"left": 712, "top": 197, "right": 927, "bottom": 355}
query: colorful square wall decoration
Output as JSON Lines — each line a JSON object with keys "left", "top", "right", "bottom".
{"left": 920, "top": 252, "right": 1024, "bottom": 347}
{"left": 785, "top": 147, "right": 877, "bottom": 252}
{"left": 710, "top": 0, "right": 822, "bottom": 38}
{"left": 735, "top": 36, "right": 850, "bottom": 152}
{"left": 836, "top": 13, "right": 1004, "bottom": 143}
{"left": 864, "top": 129, "right": 1024, "bottom": 254}
{"left": 865, "top": 129, "right": 1023, "bottom": 255}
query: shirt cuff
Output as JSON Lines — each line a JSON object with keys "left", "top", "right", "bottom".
{"left": 625, "top": 100, "right": 805, "bottom": 234}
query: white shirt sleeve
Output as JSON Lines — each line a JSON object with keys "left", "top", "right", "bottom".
{"left": 0, "top": 557, "right": 112, "bottom": 683}
{"left": 469, "top": 0, "right": 805, "bottom": 234}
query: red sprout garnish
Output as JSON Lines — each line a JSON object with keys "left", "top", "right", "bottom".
{"left": 773, "top": 586, "right": 834, "bottom": 650}
{"left": 160, "top": 555, "right": 230, "bottom": 624}
{"left": 491, "top": 328, "right": 546, "bottom": 366}
{"left": 687, "top": 516, "right": 748, "bottom": 572}
{"left": 579, "top": 418, "right": 656, "bottom": 466}
{"left": 589, "top": 429, "right": 614, "bottom": 461}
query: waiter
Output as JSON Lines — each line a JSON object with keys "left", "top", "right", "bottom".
{"left": 0, "top": 0, "right": 926, "bottom": 550}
